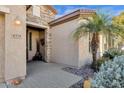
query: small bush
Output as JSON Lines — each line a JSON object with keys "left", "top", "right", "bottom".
{"left": 91, "top": 55, "right": 124, "bottom": 88}
{"left": 103, "top": 48, "right": 124, "bottom": 60}
{"left": 96, "top": 58, "right": 106, "bottom": 70}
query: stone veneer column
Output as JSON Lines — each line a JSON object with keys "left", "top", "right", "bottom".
{"left": 45, "top": 27, "right": 52, "bottom": 63}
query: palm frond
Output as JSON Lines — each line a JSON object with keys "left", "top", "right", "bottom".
{"left": 73, "top": 10, "right": 124, "bottom": 41}
{"left": 73, "top": 26, "right": 89, "bottom": 40}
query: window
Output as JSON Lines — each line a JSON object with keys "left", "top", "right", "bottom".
{"left": 29, "top": 32, "right": 32, "bottom": 51}
{"left": 32, "top": 5, "right": 40, "bottom": 17}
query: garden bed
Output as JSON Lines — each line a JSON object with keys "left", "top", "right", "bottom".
{"left": 62, "top": 64, "right": 94, "bottom": 88}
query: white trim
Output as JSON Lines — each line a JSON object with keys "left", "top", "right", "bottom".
{"left": 26, "top": 21, "right": 48, "bottom": 29}
{"left": 0, "top": 6, "right": 10, "bottom": 14}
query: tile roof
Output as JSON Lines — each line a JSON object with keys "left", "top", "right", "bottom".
{"left": 49, "top": 9, "right": 95, "bottom": 27}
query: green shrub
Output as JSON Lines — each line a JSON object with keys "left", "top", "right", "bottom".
{"left": 96, "top": 58, "right": 106, "bottom": 70}
{"left": 103, "top": 48, "right": 124, "bottom": 60}
{"left": 91, "top": 55, "right": 124, "bottom": 88}
{"left": 95, "top": 48, "right": 124, "bottom": 70}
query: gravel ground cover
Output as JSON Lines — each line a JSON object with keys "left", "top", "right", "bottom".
{"left": 62, "top": 64, "right": 94, "bottom": 88}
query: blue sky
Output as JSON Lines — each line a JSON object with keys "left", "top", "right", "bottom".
{"left": 53, "top": 5, "right": 124, "bottom": 18}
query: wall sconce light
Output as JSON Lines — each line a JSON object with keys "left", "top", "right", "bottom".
{"left": 15, "top": 16, "right": 21, "bottom": 25}
{"left": 121, "top": 46, "right": 124, "bottom": 50}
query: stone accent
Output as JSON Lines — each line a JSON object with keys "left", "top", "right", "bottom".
{"left": 45, "top": 28, "right": 52, "bottom": 62}
{"left": 26, "top": 5, "right": 55, "bottom": 63}
{"left": 26, "top": 6, "right": 55, "bottom": 27}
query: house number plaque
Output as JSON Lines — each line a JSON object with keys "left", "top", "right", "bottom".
{"left": 12, "top": 34, "right": 22, "bottom": 39}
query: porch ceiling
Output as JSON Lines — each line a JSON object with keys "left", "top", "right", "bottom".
{"left": 0, "top": 6, "right": 10, "bottom": 14}
{"left": 26, "top": 21, "right": 48, "bottom": 30}
{"left": 27, "top": 25, "right": 45, "bottom": 31}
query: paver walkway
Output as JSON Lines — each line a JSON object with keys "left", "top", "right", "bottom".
{"left": 4, "top": 62, "right": 82, "bottom": 88}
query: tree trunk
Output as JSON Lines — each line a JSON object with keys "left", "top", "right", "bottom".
{"left": 91, "top": 32, "right": 99, "bottom": 71}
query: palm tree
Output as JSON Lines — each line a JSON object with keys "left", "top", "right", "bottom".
{"left": 73, "top": 12, "right": 123, "bottom": 71}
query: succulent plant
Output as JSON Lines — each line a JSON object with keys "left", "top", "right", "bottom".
{"left": 91, "top": 55, "right": 124, "bottom": 88}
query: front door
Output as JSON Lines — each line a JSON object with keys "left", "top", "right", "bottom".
{"left": 27, "top": 27, "right": 45, "bottom": 61}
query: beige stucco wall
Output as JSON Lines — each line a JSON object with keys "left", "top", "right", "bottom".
{"left": 99, "top": 34, "right": 109, "bottom": 57}
{"left": 50, "top": 19, "right": 79, "bottom": 67}
{"left": 0, "top": 14, "right": 5, "bottom": 82}
{"left": 50, "top": 18, "right": 92, "bottom": 67}
{"left": 78, "top": 35, "right": 92, "bottom": 67}
{"left": 4, "top": 6, "right": 26, "bottom": 80}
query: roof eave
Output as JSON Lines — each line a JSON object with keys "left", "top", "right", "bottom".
{"left": 49, "top": 9, "right": 96, "bottom": 27}
{"left": 44, "top": 5, "right": 58, "bottom": 15}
